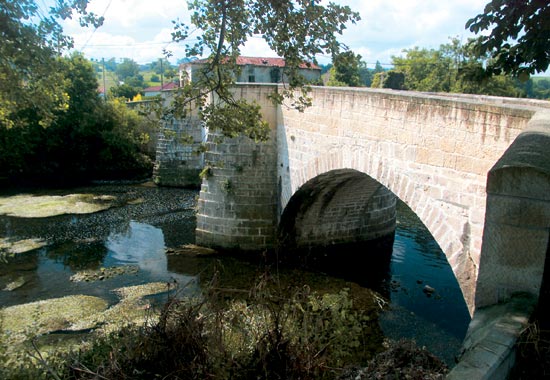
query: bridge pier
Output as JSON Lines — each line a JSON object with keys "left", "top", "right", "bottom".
{"left": 195, "top": 85, "right": 280, "bottom": 251}
{"left": 475, "top": 110, "right": 550, "bottom": 309}
{"left": 195, "top": 132, "right": 279, "bottom": 250}
{"left": 153, "top": 116, "right": 205, "bottom": 187}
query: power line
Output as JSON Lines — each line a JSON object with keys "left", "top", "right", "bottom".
{"left": 80, "top": 38, "right": 200, "bottom": 48}
{"left": 80, "top": 0, "right": 114, "bottom": 51}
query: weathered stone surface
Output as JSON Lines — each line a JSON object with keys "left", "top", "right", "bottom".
{"left": 476, "top": 110, "right": 550, "bottom": 310}
{"left": 447, "top": 293, "right": 535, "bottom": 380}
{"left": 195, "top": 85, "right": 279, "bottom": 251}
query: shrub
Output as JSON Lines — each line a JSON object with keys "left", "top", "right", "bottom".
{"left": 66, "top": 281, "right": 382, "bottom": 379}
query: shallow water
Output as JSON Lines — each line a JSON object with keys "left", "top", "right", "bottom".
{"left": 0, "top": 183, "right": 470, "bottom": 365}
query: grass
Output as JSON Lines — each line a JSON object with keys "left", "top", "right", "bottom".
{"left": 509, "top": 321, "right": 550, "bottom": 379}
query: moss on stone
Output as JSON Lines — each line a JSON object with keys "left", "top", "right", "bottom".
{"left": 113, "top": 282, "right": 172, "bottom": 301}
{"left": 0, "top": 282, "right": 172, "bottom": 348}
{"left": 166, "top": 244, "right": 217, "bottom": 257}
{"left": 3, "top": 275, "right": 26, "bottom": 291}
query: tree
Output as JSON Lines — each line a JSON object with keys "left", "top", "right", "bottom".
{"left": 116, "top": 58, "right": 141, "bottom": 81}
{"left": 0, "top": 0, "right": 103, "bottom": 130}
{"left": 373, "top": 61, "right": 385, "bottom": 74}
{"left": 1, "top": 53, "right": 154, "bottom": 182}
{"left": 466, "top": 0, "right": 550, "bottom": 77}
{"left": 390, "top": 38, "right": 520, "bottom": 96}
{"left": 168, "top": 0, "right": 360, "bottom": 140}
{"left": 369, "top": 62, "right": 386, "bottom": 88}
{"left": 104, "top": 58, "right": 118, "bottom": 72}
{"left": 327, "top": 51, "right": 363, "bottom": 87}
{"left": 110, "top": 84, "right": 142, "bottom": 101}
{"left": 442, "top": 37, "right": 520, "bottom": 96}
{"left": 150, "top": 58, "right": 172, "bottom": 75}
{"left": 392, "top": 47, "right": 453, "bottom": 92}
{"left": 382, "top": 71, "right": 405, "bottom": 90}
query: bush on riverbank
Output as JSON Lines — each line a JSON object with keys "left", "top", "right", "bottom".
{"left": 66, "top": 284, "right": 382, "bottom": 379}
{"left": 0, "top": 268, "right": 453, "bottom": 380}
{"left": 0, "top": 54, "right": 155, "bottom": 186}
{"left": 1, "top": 277, "right": 390, "bottom": 379}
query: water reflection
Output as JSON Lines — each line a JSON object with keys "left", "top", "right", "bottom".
{"left": 106, "top": 221, "right": 166, "bottom": 275}
{"left": 47, "top": 241, "right": 107, "bottom": 270}
{"left": 0, "top": 185, "right": 199, "bottom": 307}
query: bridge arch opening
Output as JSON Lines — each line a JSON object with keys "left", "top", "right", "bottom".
{"left": 277, "top": 169, "right": 396, "bottom": 285}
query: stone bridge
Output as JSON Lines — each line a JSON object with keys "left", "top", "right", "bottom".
{"left": 155, "top": 84, "right": 550, "bottom": 377}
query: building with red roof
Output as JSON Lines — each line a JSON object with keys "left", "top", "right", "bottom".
{"left": 143, "top": 81, "right": 179, "bottom": 97}
{"left": 179, "top": 56, "right": 321, "bottom": 85}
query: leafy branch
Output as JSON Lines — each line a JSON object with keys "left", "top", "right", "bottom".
{"left": 166, "top": 0, "right": 360, "bottom": 141}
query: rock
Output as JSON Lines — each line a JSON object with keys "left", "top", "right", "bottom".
{"left": 0, "top": 237, "right": 47, "bottom": 257}
{"left": 423, "top": 285, "right": 436, "bottom": 296}
{"left": 127, "top": 197, "right": 145, "bottom": 205}
{"left": 113, "top": 282, "right": 172, "bottom": 301}
{"left": 166, "top": 244, "right": 217, "bottom": 257}
{"left": 0, "top": 295, "right": 109, "bottom": 342}
{"left": 3, "top": 276, "right": 26, "bottom": 291}
{"left": 0, "top": 193, "right": 117, "bottom": 218}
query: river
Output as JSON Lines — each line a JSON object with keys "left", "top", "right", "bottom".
{"left": 0, "top": 182, "right": 470, "bottom": 365}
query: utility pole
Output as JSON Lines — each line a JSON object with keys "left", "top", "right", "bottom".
{"left": 102, "top": 58, "right": 107, "bottom": 102}
{"left": 160, "top": 58, "right": 164, "bottom": 90}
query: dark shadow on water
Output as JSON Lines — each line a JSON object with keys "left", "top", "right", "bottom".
{"left": 273, "top": 235, "right": 394, "bottom": 298}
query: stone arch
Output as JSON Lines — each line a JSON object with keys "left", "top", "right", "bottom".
{"left": 279, "top": 169, "right": 396, "bottom": 250}
{"left": 279, "top": 140, "right": 476, "bottom": 309}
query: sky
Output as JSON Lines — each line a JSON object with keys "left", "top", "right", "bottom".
{"left": 59, "top": 0, "right": 490, "bottom": 68}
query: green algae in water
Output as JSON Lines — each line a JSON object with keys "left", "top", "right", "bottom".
{"left": 113, "top": 282, "right": 172, "bottom": 301}
{"left": 0, "top": 193, "right": 117, "bottom": 218}
{"left": 0, "top": 295, "right": 109, "bottom": 343}
{"left": 70, "top": 265, "right": 140, "bottom": 282}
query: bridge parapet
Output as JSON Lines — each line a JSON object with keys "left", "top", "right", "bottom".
{"left": 476, "top": 110, "right": 550, "bottom": 309}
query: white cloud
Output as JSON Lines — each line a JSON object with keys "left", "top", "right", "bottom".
{"left": 63, "top": 0, "right": 190, "bottom": 63}
{"left": 62, "top": 0, "right": 490, "bottom": 65}
{"left": 336, "top": 0, "right": 488, "bottom": 65}
{"left": 240, "top": 37, "right": 278, "bottom": 58}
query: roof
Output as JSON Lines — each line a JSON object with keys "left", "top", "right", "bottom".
{"left": 183, "top": 56, "right": 320, "bottom": 70}
{"left": 143, "top": 82, "right": 179, "bottom": 92}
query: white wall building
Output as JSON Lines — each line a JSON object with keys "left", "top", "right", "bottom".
{"left": 179, "top": 56, "right": 321, "bottom": 85}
